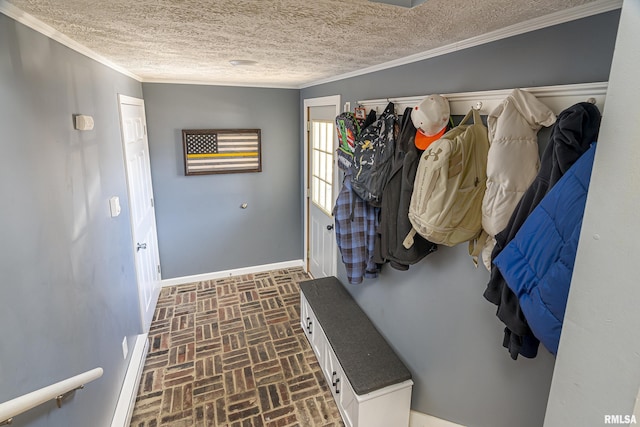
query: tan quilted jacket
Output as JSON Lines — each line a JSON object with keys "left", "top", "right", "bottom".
{"left": 480, "top": 88, "right": 556, "bottom": 270}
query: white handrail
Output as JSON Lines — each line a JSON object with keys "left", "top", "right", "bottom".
{"left": 0, "top": 367, "right": 103, "bottom": 425}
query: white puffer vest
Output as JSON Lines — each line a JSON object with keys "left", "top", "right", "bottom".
{"left": 480, "top": 88, "right": 556, "bottom": 270}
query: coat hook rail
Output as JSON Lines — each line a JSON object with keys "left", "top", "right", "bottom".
{"left": 356, "top": 82, "right": 608, "bottom": 117}
{"left": 0, "top": 368, "right": 102, "bottom": 425}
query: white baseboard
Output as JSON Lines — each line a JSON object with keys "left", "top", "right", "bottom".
{"left": 410, "top": 410, "right": 466, "bottom": 427}
{"left": 160, "top": 259, "right": 306, "bottom": 288}
{"left": 110, "top": 333, "right": 149, "bottom": 427}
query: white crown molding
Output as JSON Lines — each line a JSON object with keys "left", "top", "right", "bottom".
{"left": 0, "top": 0, "right": 142, "bottom": 81}
{"left": 141, "top": 78, "right": 299, "bottom": 90}
{"left": 301, "top": 0, "right": 623, "bottom": 89}
{"left": 357, "top": 81, "right": 609, "bottom": 116}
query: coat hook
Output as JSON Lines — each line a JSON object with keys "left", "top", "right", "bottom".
{"left": 586, "top": 97, "right": 597, "bottom": 104}
{"left": 472, "top": 101, "right": 483, "bottom": 111}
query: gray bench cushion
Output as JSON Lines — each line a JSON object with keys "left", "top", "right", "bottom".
{"left": 300, "top": 276, "right": 412, "bottom": 395}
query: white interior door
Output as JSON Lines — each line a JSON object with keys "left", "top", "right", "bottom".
{"left": 118, "top": 95, "right": 161, "bottom": 333}
{"left": 308, "top": 105, "right": 338, "bottom": 279}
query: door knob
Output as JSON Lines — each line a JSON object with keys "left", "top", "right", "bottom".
{"left": 326, "top": 224, "right": 334, "bottom": 231}
{"left": 136, "top": 242, "right": 147, "bottom": 251}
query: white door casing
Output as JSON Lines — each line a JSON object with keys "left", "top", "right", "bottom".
{"left": 306, "top": 99, "right": 340, "bottom": 279}
{"left": 118, "top": 94, "right": 161, "bottom": 333}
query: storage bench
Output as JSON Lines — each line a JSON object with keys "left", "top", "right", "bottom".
{"left": 299, "top": 276, "right": 413, "bottom": 427}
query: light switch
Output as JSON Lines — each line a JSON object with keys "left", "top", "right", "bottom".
{"left": 109, "top": 196, "right": 121, "bottom": 217}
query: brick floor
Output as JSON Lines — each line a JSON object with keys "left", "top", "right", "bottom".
{"left": 130, "top": 268, "right": 344, "bottom": 427}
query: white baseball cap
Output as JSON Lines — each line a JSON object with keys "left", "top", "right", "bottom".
{"left": 411, "top": 95, "right": 450, "bottom": 150}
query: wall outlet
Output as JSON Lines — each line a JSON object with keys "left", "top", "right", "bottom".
{"left": 121, "top": 336, "right": 128, "bottom": 359}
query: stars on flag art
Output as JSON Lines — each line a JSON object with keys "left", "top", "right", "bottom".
{"left": 182, "top": 129, "right": 261, "bottom": 175}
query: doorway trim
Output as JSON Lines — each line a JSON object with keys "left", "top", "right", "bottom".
{"left": 303, "top": 95, "right": 341, "bottom": 276}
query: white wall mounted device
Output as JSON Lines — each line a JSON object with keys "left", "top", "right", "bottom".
{"left": 74, "top": 114, "right": 94, "bottom": 131}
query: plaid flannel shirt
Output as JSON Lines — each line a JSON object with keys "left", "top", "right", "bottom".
{"left": 333, "top": 175, "right": 380, "bottom": 284}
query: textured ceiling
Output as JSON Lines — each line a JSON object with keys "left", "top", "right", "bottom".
{"left": 6, "top": 0, "right": 598, "bottom": 87}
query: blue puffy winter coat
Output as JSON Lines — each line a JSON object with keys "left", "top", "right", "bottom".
{"left": 493, "top": 144, "right": 596, "bottom": 355}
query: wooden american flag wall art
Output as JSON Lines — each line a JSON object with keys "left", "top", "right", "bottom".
{"left": 182, "top": 129, "right": 262, "bottom": 175}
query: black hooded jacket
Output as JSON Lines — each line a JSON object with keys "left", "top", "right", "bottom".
{"left": 483, "top": 102, "right": 601, "bottom": 359}
{"left": 374, "top": 107, "right": 437, "bottom": 269}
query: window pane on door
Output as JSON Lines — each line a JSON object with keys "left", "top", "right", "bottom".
{"left": 319, "top": 180, "right": 326, "bottom": 210}
{"left": 319, "top": 151, "right": 326, "bottom": 182}
{"left": 313, "top": 150, "right": 320, "bottom": 177}
{"left": 311, "top": 120, "right": 334, "bottom": 215}
{"left": 313, "top": 176, "right": 320, "bottom": 205}
{"left": 319, "top": 123, "right": 327, "bottom": 152}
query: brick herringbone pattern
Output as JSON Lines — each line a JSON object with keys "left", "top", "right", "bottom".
{"left": 130, "top": 268, "right": 344, "bottom": 427}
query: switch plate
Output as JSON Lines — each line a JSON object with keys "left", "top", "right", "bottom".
{"left": 122, "top": 336, "right": 128, "bottom": 359}
{"left": 109, "top": 196, "right": 121, "bottom": 217}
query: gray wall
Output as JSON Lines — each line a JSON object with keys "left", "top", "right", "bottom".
{"left": 302, "top": 11, "right": 619, "bottom": 102}
{"left": 0, "top": 14, "right": 143, "bottom": 427}
{"left": 301, "top": 11, "right": 620, "bottom": 427}
{"left": 141, "top": 84, "right": 302, "bottom": 279}
{"left": 546, "top": 0, "right": 640, "bottom": 425}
